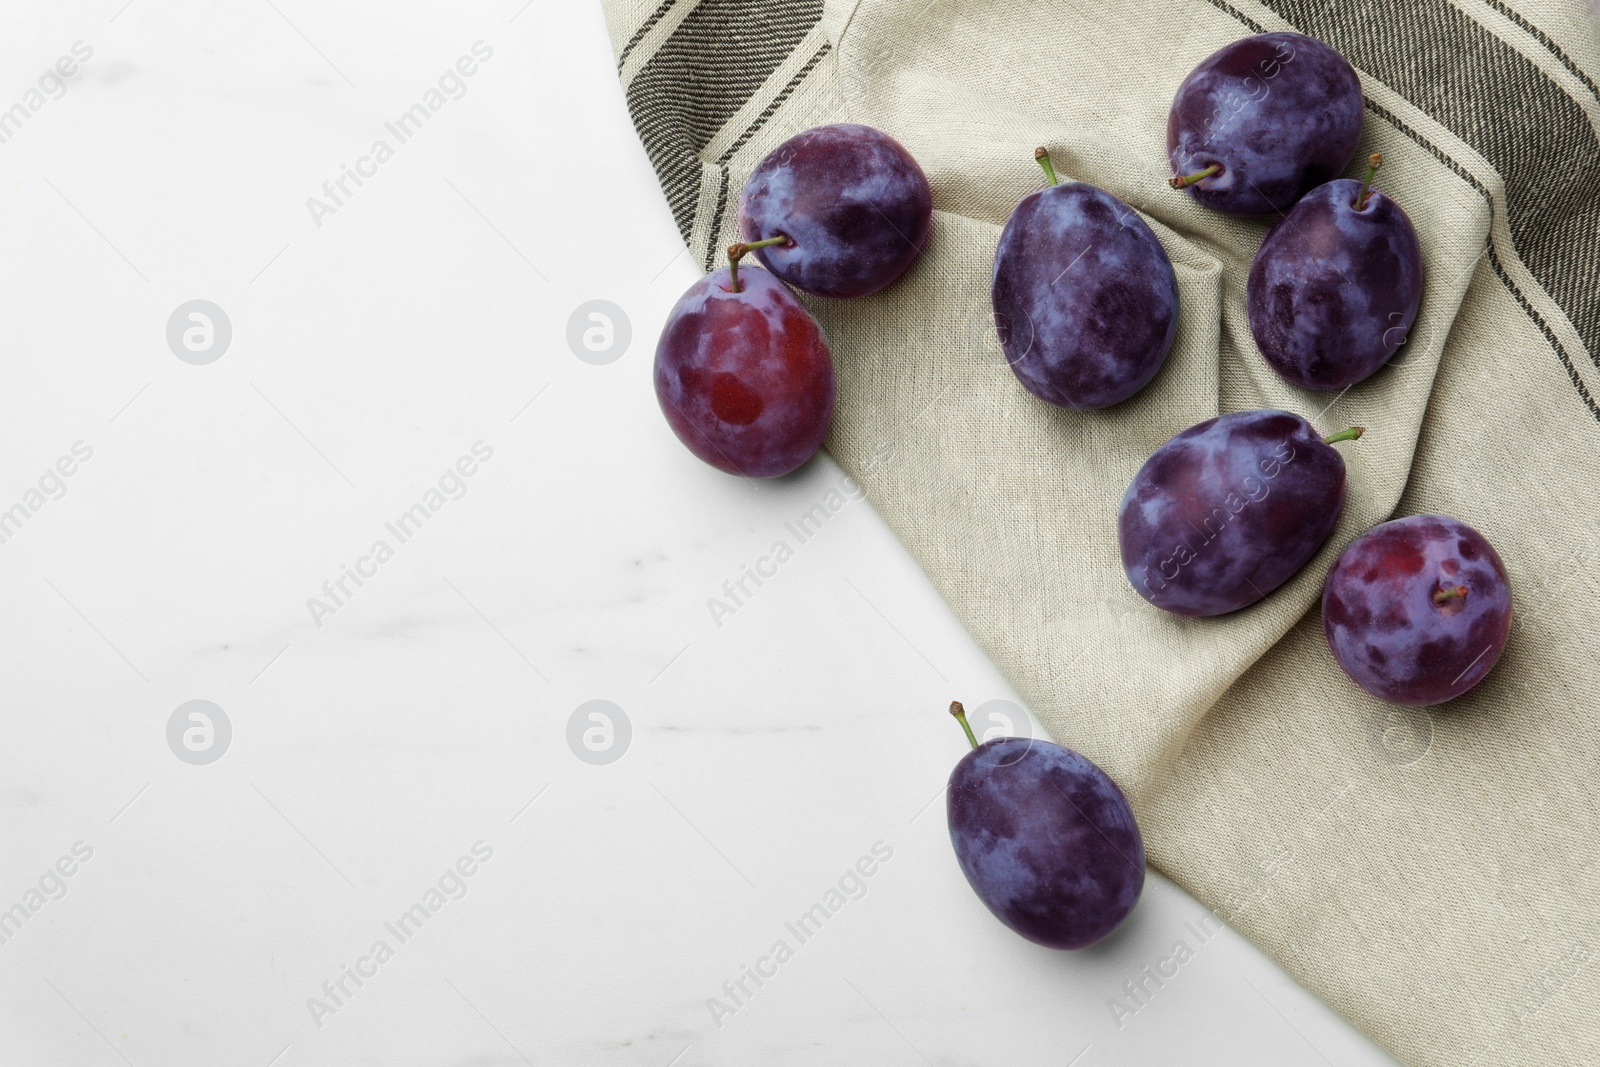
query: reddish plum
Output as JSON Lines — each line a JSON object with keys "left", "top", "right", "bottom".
{"left": 653, "top": 247, "right": 835, "bottom": 478}
{"left": 1168, "top": 32, "right": 1363, "bottom": 216}
{"left": 1119, "top": 410, "right": 1360, "bottom": 616}
{"left": 1323, "top": 515, "right": 1513, "bottom": 705}
{"left": 992, "top": 148, "right": 1179, "bottom": 409}
{"left": 1249, "top": 155, "right": 1424, "bottom": 390}
{"left": 945, "top": 702, "right": 1144, "bottom": 950}
{"left": 738, "top": 123, "right": 933, "bottom": 299}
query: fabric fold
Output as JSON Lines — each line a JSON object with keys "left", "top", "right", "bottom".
{"left": 604, "top": 0, "right": 1600, "bottom": 1061}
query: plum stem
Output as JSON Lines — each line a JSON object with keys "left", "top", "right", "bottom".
{"left": 1169, "top": 163, "right": 1221, "bottom": 189}
{"left": 1034, "top": 146, "right": 1060, "bottom": 187}
{"left": 1322, "top": 426, "right": 1365, "bottom": 445}
{"left": 726, "top": 236, "right": 788, "bottom": 293}
{"left": 1354, "top": 153, "right": 1383, "bottom": 210}
{"left": 1434, "top": 584, "right": 1470, "bottom": 606}
{"left": 949, "top": 701, "right": 979, "bottom": 750}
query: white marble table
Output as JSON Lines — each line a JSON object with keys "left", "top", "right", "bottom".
{"left": 0, "top": 2, "right": 1400, "bottom": 1064}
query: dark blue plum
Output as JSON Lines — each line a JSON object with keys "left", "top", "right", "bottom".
{"left": 946, "top": 706, "right": 1145, "bottom": 950}
{"left": 1119, "top": 410, "right": 1357, "bottom": 616}
{"left": 992, "top": 161, "right": 1178, "bottom": 409}
{"left": 738, "top": 123, "right": 933, "bottom": 299}
{"left": 1168, "top": 32, "right": 1363, "bottom": 216}
{"left": 1248, "top": 165, "right": 1424, "bottom": 390}
{"left": 654, "top": 263, "right": 834, "bottom": 478}
{"left": 1323, "top": 515, "right": 1513, "bottom": 705}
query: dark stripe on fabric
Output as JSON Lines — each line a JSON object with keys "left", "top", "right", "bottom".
{"left": 1478, "top": 0, "right": 1600, "bottom": 104}
{"left": 617, "top": 0, "right": 680, "bottom": 72}
{"left": 625, "top": 0, "right": 823, "bottom": 242}
{"left": 704, "top": 167, "right": 732, "bottom": 270}
{"left": 1195, "top": 0, "right": 1265, "bottom": 33}
{"left": 1261, "top": 0, "right": 1600, "bottom": 369}
{"left": 1363, "top": 97, "right": 1600, "bottom": 423}
{"left": 1488, "top": 242, "right": 1600, "bottom": 421}
{"left": 1194, "top": 0, "right": 1600, "bottom": 422}
{"left": 1363, "top": 99, "right": 1482, "bottom": 193}
{"left": 700, "top": 41, "right": 834, "bottom": 269}
{"left": 717, "top": 41, "right": 833, "bottom": 165}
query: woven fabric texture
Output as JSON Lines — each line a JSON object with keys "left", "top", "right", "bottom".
{"left": 604, "top": 0, "right": 1600, "bottom": 1062}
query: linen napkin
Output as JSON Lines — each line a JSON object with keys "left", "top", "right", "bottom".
{"left": 604, "top": 0, "right": 1600, "bottom": 1061}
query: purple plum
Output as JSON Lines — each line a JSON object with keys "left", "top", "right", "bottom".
{"left": 1119, "top": 410, "right": 1360, "bottom": 616}
{"left": 992, "top": 148, "right": 1178, "bottom": 409}
{"left": 737, "top": 123, "right": 933, "bottom": 299}
{"left": 945, "top": 702, "right": 1144, "bottom": 950}
{"left": 1168, "top": 32, "right": 1363, "bottom": 216}
{"left": 1323, "top": 515, "right": 1513, "bottom": 705}
{"left": 1248, "top": 155, "right": 1424, "bottom": 390}
{"left": 653, "top": 251, "right": 834, "bottom": 478}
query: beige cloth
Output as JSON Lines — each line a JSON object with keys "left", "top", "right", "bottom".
{"left": 605, "top": 0, "right": 1600, "bottom": 1061}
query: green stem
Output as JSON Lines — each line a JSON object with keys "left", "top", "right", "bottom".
{"left": 726, "top": 235, "right": 788, "bottom": 293}
{"left": 1169, "top": 163, "right": 1221, "bottom": 189}
{"left": 1354, "top": 152, "right": 1383, "bottom": 210}
{"left": 1433, "top": 584, "right": 1469, "bottom": 606}
{"left": 1034, "top": 146, "right": 1059, "bottom": 187}
{"left": 1322, "top": 426, "right": 1365, "bottom": 445}
{"left": 949, "top": 701, "right": 979, "bottom": 750}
